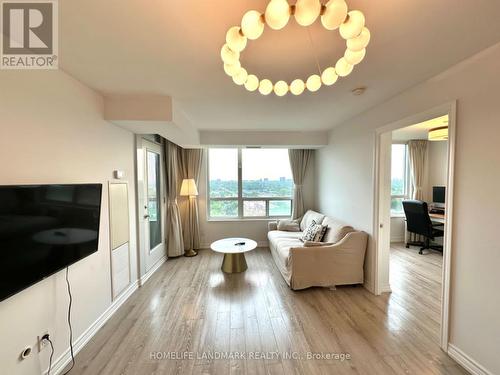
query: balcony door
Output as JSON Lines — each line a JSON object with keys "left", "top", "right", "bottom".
{"left": 138, "top": 138, "right": 166, "bottom": 275}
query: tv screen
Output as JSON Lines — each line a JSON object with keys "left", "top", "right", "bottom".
{"left": 0, "top": 184, "right": 102, "bottom": 302}
{"left": 433, "top": 186, "right": 446, "bottom": 204}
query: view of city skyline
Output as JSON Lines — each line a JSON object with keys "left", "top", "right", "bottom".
{"left": 209, "top": 148, "right": 292, "bottom": 181}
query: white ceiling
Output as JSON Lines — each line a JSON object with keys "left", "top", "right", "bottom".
{"left": 392, "top": 115, "right": 448, "bottom": 141}
{"left": 59, "top": 0, "right": 500, "bottom": 132}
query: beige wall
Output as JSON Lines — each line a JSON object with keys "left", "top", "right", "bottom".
{"left": 197, "top": 150, "right": 316, "bottom": 247}
{"left": 0, "top": 71, "right": 137, "bottom": 375}
{"left": 315, "top": 43, "right": 500, "bottom": 374}
{"left": 426, "top": 141, "right": 448, "bottom": 200}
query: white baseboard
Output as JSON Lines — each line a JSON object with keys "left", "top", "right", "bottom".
{"left": 200, "top": 241, "right": 269, "bottom": 250}
{"left": 49, "top": 280, "right": 139, "bottom": 375}
{"left": 363, "top": 281, "right": 375, "bottom": 294}
{"left": 140, "top": 255, "right": 167, "bottom": 286}
{"left": 448, "top": 344, "right": 493, "bottom": 375}
{"left": 390, "top": 237, "right": 405, "bottom": 243}
{"left": 379, "top": 284, "right": 392, "bottom": 293}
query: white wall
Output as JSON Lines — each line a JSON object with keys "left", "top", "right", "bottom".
{"left": 315, "top": 43, "right": 500, "bottom": 374}
{"left": 199, "top": 130, "right": 328, "bottom": 148}
{"left": 390, "top": 217, "right": 405, "bottom": 242}
{"left": 197, "top": 151, "right": 316, "bottom": 247}
{"left": 0, "top": 70, "right": 137, "bottom": 375}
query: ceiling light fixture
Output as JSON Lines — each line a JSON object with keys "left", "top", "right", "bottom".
{"left": 428, "top": 126, "right": 448, "bottom": 141}
{"left": 221, "top": 0, "right": 370, "bottom": 96}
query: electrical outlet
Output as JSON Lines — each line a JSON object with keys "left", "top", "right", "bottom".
{"left": 37, "top": 331, "right": 50, "bottom": 352}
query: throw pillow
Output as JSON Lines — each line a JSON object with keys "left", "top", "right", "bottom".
{"left": 277, "top": 219, "right": 300, "bottom": 232}
{"left": 314, "top": 225, "right": 328, "bottom": 242}
{"left": 301, "top": 220, "right": 325, "bottom": 242}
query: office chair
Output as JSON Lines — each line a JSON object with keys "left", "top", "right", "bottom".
{"left": 402, "top": 200, "right": 444, "bottom": 254}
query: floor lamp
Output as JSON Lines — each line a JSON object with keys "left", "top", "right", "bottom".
{"left": 180, "top": 178, "right": 198, "bottom": 257}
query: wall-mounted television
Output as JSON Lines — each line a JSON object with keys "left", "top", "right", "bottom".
{"left": 0, "top": 184, "right": 102, "bottom": 302}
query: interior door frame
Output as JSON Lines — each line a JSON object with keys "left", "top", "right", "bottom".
{"left": 372, "top": 101, "right": 457, "bottom": 351}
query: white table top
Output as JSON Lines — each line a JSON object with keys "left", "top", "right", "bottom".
{"left": 210, "top": 237, "right": 257, "bottom": 254}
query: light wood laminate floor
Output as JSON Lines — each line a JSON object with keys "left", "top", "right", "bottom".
{"left": 68, "top": 245, "right": 465, "bottom": 375}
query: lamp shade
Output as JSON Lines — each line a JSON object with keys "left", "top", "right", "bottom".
{"left": 294, "top": 0, "right": 321, "bottom": 26}
{"left": 428, "top": 126, "right": 448, "bottom": 141}
{"left": 244, "top": 74, "right": 259, "bottom": 91}
{"left": 259, "top": 79, "right": 273, "bottom": 95}
{"left": 180, "top": 178, "right": 198, "bottom": 196}
{"left": 220, "top": 44, "right": 239, "bottom": 65}
{"left": 339, "top": 10, "right": 365, "bottom": 40}
{"left": 290, "top": 79, "right": 305, "bottom": 95}
{"left": 321, "top": 67, "right": 338, "bottom": 85}
{"left": 265, "top": 0, "right": 290, "bottom": 30}
{"left": 241, "top": 10, "right": 265, "bottom": 40}
{"left": 321, "top": 0, "right": 348, "bottom": 30}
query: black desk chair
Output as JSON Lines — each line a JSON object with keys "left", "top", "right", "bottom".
{"left": 402, "top": 200, "right": 443, "bottom": 254}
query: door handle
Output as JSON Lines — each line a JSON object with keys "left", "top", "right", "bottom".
{"left": 144, "top": 214, "right": 150, "bottom": 219}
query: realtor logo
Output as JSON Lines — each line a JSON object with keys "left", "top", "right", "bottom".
{"left": 1, "top": 0, "right": 58, "bottom": 69}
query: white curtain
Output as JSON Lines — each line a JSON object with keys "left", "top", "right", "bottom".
{"left": 288, "top": 149, "right": 313, "bottom": 219}
{"left": 164, "top": 141, "right": 184, "bottom": 257}
{"left": 179, "top": 148, "right": 203, "bottom": 251}
{"left": 408, "top": 140, "right": 428, "bottom": 200}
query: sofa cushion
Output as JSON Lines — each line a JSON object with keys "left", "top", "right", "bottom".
{"left": 268, "top": 230, "right": 303, "bottom": 242}
{"left": 321, "top": 216, "right": 354, "bottom": 244}
{"left": 273, "top": 237, "right": 303, "bottom": 251}
{"left": 300, "top": 210, "right": 325, "bottom": 231}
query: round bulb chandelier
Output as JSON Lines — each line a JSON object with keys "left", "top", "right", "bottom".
{"left": 221, "top": 0, "right": 370, "bottom": 97}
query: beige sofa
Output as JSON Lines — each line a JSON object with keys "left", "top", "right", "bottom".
{"left": 268, "top": 210, "right": 368, "bottom": 290}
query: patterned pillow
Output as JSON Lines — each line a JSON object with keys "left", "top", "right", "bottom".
{"left": 301, "top": 220, "right": 326, "bottom": 242}
{"left": 315, "top": 225, "right": 328, "bottom": 242}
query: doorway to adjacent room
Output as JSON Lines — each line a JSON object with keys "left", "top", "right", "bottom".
{"left": 374, "top": 103, "right": 456, "bottom": 350}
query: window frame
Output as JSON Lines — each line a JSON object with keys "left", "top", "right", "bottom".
{"left": 207, "top": 148, "right": 293, "bottom": 220}
{"left": 390, "top": 143, "right": 411, "bottom": 217}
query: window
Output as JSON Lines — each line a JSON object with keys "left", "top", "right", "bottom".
{"left": 146, "top": 150, "right": 162, "bottom": 250}
{"left": 391, "top": 144, "right": 410, "bottom": 215}
{"left": 208, "top": 148, "right": 293, "bottom": 219}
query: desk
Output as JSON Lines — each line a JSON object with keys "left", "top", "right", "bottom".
{"left": 429, "top": 212, "right": 445, "bottom": 224}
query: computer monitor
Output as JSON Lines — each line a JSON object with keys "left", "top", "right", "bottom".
{"left": 433, "top": 186, "right": 446, "bottom": 204}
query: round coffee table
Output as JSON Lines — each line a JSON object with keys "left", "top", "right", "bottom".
{"left": 210, "top": 237, "right": 257, "bottom": 273}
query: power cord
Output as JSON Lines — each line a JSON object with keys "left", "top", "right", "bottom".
{"left": 43, "top": 267, "right": 75, "bottom": 375}
{"left": 63, "top": 266, "right": 75, "bottom": 375}
{"left": 46, "top": 336, "right": 54, "bottom": 375}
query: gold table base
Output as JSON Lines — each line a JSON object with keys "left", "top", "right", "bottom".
{"left": 221, "top": 253, "right": 248, "bottom": 273}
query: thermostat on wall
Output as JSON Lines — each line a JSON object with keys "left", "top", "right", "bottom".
{"left": 114, "top": 170, "right": 125, "bottom": 179}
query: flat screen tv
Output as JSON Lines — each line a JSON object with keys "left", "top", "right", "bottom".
{"left": 0, "top": 184, "right": 102, "bottom": 302}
